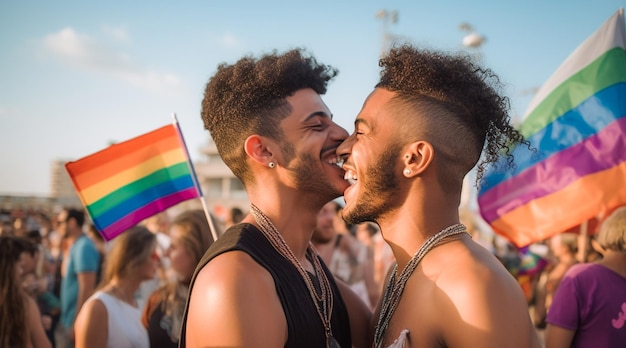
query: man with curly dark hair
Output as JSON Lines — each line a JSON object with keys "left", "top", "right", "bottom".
{"left": 180, "top": 48, "right": 371, "bottom": 348}
{"left": 338, "top": 44, "right": 540, "bottom": 348}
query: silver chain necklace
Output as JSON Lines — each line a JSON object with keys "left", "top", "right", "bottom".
{"left": 374, "top": 224, "right": 468, "bottom": 348}
{"left": 250, "top": 203, "right": 340, "bottom": 348}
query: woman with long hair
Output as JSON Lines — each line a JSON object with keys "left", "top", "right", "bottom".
{"left": 0, "top": 236, "right": 52, "bottom": 348}
{"left": 74, "top": 226, "right": 158, "bottom": 348}
{"left": 142, "top": 210, "right": 216, "bottom": 347}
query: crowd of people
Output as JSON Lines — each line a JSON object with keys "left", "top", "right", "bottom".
{"left": 0, "top": 198, "right": 624, "bottom": 347}
{"left": 1, "top": 43, "right": 624, "bottom": 348}
{"left": 0, "top": 202, "right": 397, "bottom": 348}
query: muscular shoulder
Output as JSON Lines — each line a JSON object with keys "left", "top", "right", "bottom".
{"left": 426, "top": 238, "right": 517, "bottom": 292}
{"left": 186, "top": 250, "right": 286, "bottom": 347}
{"left": 415, "top": 238, "right": 538, "bottom": 347}
{"left": 194, "top": 250, "right": 275, "bottom": 295}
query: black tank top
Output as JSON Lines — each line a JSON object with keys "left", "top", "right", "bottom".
{"left": 179, "top": 223, "right": 352, "bottom": 348}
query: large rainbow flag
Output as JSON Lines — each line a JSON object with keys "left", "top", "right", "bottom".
{"left": 477, "top": 9, "right": 626, "bottom": 247}
{"left": 65, "top": 123, "right": 201, "bottom": 241}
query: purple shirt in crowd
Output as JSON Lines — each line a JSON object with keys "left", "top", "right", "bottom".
{"left": 547, "top": 263, "right": 626, "bottom": 347}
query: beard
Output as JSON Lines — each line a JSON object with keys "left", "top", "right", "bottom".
{"left": 343, "top": 143, "right": 402, "bottom": 225}
{"left": 285, "top": 151, "right": 343, "bottom": 200}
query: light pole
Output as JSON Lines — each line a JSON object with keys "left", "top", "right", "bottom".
{"left": 459, "top": 22, "right": 486, "bottom": 48}
{"left": 376, "top": 9, "right": 398, "bottom": 56}
{"left": 459, "top": 22, "right": 486, "bottom": 63}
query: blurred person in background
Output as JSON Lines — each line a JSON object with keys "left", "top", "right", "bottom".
{"left": 19, "top": 234, "right": 61, "bottom": 346}
{"left": 355, "top": 221, "right": 394, "bottom": 301}
{"left": 533, "top": 232, "right": 579, "bottom": 329}
{"left": 0, "top": 235, "right": 52, "bottom": 348}
{"left": 85, "top": 224, "right": 107, "bottom": 284}
{"left": 545, "top": 206, "right": 626, "bottom": 347}
{"left": 142, "top": 209, "right": 217, "bottom": 348}
{"left": 55, "top": 208, "right": 101, "bottom": 348}
{"left": 137, "top": 212, "right": 172, "bottom": 310}
{"left": 224, "top": 206, "right": 245, "bottom": 229}
{"left": 312, "top": 201, "right": 378, "bottom": 309}
{"left": 74, "top": 226, "right": 159, "bottom": 348}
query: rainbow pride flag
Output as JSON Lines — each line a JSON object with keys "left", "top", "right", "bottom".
{"left": 65, "top": 123, "right": 201, "bottom": 241}
{"left": 478, "top": 9, "right": 626, "bottom": 247}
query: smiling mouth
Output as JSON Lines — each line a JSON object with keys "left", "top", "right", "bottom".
{"left": 343, "top": 170, "right": 357, "bottom": 185}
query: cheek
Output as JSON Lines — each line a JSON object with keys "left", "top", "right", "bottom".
{"left": 171, "top": 250, "right": 195, "bottom": 274}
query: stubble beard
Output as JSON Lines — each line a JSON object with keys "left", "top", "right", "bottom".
{"left": 343, "top": 144, "right": 402, "bottom": 225}
{"left": 290, "top": 152, "right": 342, "bottom": 200}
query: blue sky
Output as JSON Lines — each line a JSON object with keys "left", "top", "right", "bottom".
{"left": 0, "top": 0, "right": 623, "bottom": 196}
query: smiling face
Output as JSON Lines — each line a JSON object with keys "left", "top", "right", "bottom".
{"left": 312, "top": 201, "right": 338, "bottom": 244}
{"left": 166, "top": 224, "right": 197, "bottom": 282}
{"left": 277, "top": 88, "right": 349, "bottom": 202}
{"left": 338, "top": 88, "right": 405, "bottom": 224}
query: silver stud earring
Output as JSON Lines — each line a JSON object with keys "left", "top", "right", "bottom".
{"left": 404, "top": 169, "right": 411, "bottom": 175}
{"left": 268, "top": 162, "right": 276, "bottom": 168}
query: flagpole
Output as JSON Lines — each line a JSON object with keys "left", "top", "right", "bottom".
{"left": 172, "top": 113, "right": 219, "bottom": 242}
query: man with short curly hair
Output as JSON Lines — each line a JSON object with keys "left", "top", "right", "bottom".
{"left": 181, "top": 48, "right": 371, "bottom": 348}
{"left": 338, "top": 44, "right": 540, "bottom": 347}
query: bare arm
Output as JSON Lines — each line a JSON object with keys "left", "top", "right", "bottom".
{"left": 544, "top": 324, "right": 575, "bottom": 348}
{"left": 25, "top": 296, "right": 52, "bottom": 348}
{"left": 335, "top": 277, "right": 372, "bottom": 348}
{"left": 362, "top": 248, "right": 380, "bottom": 308}
{"left": 72, "top": 271, "right": 97, "bottom": 341}
{"left": 185, "top": 251, "right": 286, "bottom": 348}
{"left": 74, "top": 297, "right": 107, "bottom": 348}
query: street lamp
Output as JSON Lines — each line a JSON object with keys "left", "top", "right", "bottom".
{"left": 459, "top": 22, "right": 486, "bottom": 48}
{"left": 376, "top": 9, "right": 399, "bottom": 56}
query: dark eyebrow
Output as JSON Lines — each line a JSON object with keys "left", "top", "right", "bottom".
{"left": 304, "top": 111, "right": 332, "bottom": 122}
{"left": 354, "top": 118, "right": 369, "bottom": 128}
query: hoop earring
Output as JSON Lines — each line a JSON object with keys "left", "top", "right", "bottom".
{"left": 268, "top": 162, "right": 276, "bottom": 168}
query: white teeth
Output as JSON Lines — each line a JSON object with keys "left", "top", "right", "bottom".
{"left": 335, "top": 157, "right": 344, "bottom": 168}
{"left": 343, "top": 170, "right": 357, "bottom": 185}
{"left": 327, "top": 156, "right": 344, "bottom": 168}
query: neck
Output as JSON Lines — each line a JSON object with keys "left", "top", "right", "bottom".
{"left": 378, "top": 206, "right": 460, "bottom": 271}
{"left": 110, "top": 277, "right": 142, "bottom": 305}
{"left": 65, "top": 231, "right": 84, "bottom": 246}
{"left": 598, "top": 250, "right": 626, "bottom": 277}
{"left": 247, "top": 198, "right": 321, "bottom": 261}
{"left": 311, "top": 236, "right": 338, "bottom": 266}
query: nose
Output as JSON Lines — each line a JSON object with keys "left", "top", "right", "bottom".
{"left": 337, "top": 132, "right": 355, "bottom": 158}
{"left": 330, "top": 122, "right": 349, "bottom": 142}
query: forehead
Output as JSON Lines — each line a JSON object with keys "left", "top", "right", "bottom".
{"left": 284, "top": 88, "right": 331, "bottom": 121}
{"left": 320, "top": 202, "right": 337, "bottom": 215}
{"left": 356, "top": 88, "right": 397, "bottom": 127}
{"left": 58, "top": 210, "right": 68, "bottom": 220}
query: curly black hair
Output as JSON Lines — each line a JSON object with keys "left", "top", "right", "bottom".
{"left": 376, "top": 44, "right": 529, "bottom": 190}
{"left": 201, "top": 48, "right": 338, "bottom": 184}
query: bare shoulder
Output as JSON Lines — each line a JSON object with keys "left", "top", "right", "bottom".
{"left": 186, "top": 250, "right": 286, "bottom": 348}
{"left": 421, "top": 237, "right": 540, "bottom": 347}
{"left": 75, "top": 296, "right": 107, "bottom": 322}
{"left": 24, "top": 295, "right": 52, "bottom": 348}
{"left": 74, "top": 296, "right": 108, "bottom": 348}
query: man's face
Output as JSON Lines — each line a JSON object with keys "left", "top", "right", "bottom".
{"left": 337, "top": 88, "right": 403, "bottom": 224}
{"left": 56, "top": 210, "right": 70, "bottom": 238}
{"left": 278, "top": 88, "right": 349, "bottom": 201}
{"left": 312, "top": 201, "right": 338, "bottom": 244}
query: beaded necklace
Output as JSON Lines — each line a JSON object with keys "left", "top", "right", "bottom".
{"left": 374, "top": 224, "right": 468, "bottom": 348}
{"left": 250, "top": 203, "right": 340, "bottom": 348}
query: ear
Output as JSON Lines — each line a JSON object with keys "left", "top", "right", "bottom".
{"left": 244, "top": 135, "right": 276, "bottom": 167}
{"left": 402, "top": 141, "right": 434, "bottom": 177}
